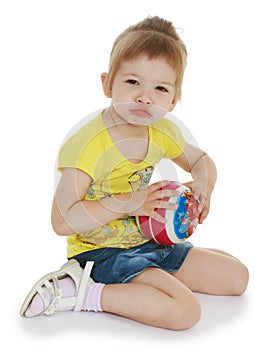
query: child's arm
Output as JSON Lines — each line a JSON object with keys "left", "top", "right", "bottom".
{"left": 172, "top": 143, "right": 217, "bottom": 223}
{"left": 51, "top": 168, "right": 178, "bottom": 236}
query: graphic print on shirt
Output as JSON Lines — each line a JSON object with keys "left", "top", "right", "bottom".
{"left": 128, "top": 166, "right": 154, "bottom": 191}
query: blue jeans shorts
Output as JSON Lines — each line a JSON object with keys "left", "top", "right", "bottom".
{"left": 70, "top": 241, "right": 193, "bottom": 284}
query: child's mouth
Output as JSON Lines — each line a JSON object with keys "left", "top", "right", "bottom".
{"left": 130, "top": 108, "right": 152, "bottom": 118}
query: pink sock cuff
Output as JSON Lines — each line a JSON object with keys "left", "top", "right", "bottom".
{"left": 83, "top": 283, "right": 105, "bottom": 312}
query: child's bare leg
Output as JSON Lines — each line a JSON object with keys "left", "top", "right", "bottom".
{"left": 101, "top": 267, "right": 201, "bottom": 330}
{"left": 205, "top": 248, "right": 245, "bottom": 262}
{"left": 173, "top": 247, "right": 249, "bottom": 295}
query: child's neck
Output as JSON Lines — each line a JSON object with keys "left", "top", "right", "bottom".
{"left": 102, "top": 107, "right": 149, "bottom": 164}
{"left": 103, "top": 107, "right": 148, "bottom": 140}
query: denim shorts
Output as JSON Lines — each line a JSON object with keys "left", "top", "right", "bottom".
{"left": 70, "top": 241, "right": 193, "bottom": 284}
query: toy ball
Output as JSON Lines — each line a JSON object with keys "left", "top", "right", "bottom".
{"left": 136, "top": 181, "right": 199, "bottom": 245}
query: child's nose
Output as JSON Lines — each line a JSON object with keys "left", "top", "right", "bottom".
{"left": 136, "top": 89, "right": 152, "bottom": 105}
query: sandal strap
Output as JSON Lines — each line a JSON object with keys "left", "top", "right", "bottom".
{"left": 43, "top": 277, "right": 63, "bottom": 315}
{"left": 74, "top": 261, "right": 94, "bottom": 312}
{"left": 36, "top": 284, "right": 53, "bottom": 311}
{"left": 44, "top": 261, "right": 94, "bottom": 314}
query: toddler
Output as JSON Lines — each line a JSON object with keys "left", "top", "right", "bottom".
{"left": 20, "top": 16, "right": 248, "bottom": 331}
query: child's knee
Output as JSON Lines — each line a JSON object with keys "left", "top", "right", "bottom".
{"left": 232, "top": 261, "right": 249, "bottom": 296}
{"left": 177, "top": 295, "right": 201, "bottom": 330}
{"left": 166, "top": 295, "right": 201, "bottom": 331}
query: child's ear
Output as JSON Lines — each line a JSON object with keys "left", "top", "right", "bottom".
{"left": 101, "top": 73, "right": 112, "bottom": 98}
{"left": 168, "top": 97, "right": 177, "bottom": 112}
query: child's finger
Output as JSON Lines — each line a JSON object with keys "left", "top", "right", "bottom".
{"left": 150, "top": 211, "right": 167, "bottom": 224}
{"left": 157, "top": 200, "right": 178, "bottom": 210}
{"left": 148, "top": 180, "right": 170, "bottom": 193}
{"left": 160, "top": 189, "right": 180, "bottom": 198}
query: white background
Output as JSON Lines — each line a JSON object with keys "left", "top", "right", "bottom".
{"left": 1, "top": 0, "right": 260, "bottom": 348}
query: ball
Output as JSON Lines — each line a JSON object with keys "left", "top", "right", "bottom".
{"left": 136, "top": 181, "right": 199, "bottom": 245}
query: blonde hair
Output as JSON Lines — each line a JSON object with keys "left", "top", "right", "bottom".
{"left": 104, "top": 16, "right": 187, "bottom": 101}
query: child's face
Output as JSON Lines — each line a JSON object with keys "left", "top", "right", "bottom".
{"left": 102, "top": 55, "right": 177, "bottom": 126}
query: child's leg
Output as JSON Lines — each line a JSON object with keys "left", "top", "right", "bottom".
{"left": 24, "top": 269, "right": 201, "bottom": 330}
{"left": 21, "top": 260, "right": 200, "bottom": 330}
{"left": 101, "top": 267, "right": 201, "bottom": 330}
{"left": 173, "top": 247, "right": 249, "bottom": 295}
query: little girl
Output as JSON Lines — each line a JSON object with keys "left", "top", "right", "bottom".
{"left": 20, "top": 16, "right": 249, "bottom": 330}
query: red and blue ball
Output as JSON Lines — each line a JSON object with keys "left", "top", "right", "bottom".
{"left": 136, "top": 181, "right": 199, "bottom": 245}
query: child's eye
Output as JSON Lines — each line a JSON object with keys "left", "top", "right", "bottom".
{"left": 126, "top": 79, "right": 139, "bottom": 85}
{"left": 156, "top": 86, "right": 168, "bottom": 92}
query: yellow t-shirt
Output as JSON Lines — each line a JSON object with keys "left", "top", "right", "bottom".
{"left": 58, "top": 112, "right": 185, "bottom": 257}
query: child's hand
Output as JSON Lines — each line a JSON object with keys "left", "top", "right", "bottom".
{"left": 183, "top": 181, "right": 210, "bottom": 224}
{"left": 128, "top": 181, "right": 179, "bottom": 223}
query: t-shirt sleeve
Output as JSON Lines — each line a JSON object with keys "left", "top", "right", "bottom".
{"left": 152, "top": 118, "right": 186, "bottom": 159}
{"left": 57, "top": 125, "right": 104, "bottom": 178}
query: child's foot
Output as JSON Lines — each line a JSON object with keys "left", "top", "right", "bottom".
{"left": 25, "top": 276, "right": 76, "bottom": 317}
{"left": 20, "top": 260, "right": 104, "bottom": 317}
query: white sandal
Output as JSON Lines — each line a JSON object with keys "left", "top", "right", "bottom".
{"left": 20, "top": 259, "right": 94, "bottom": 316}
